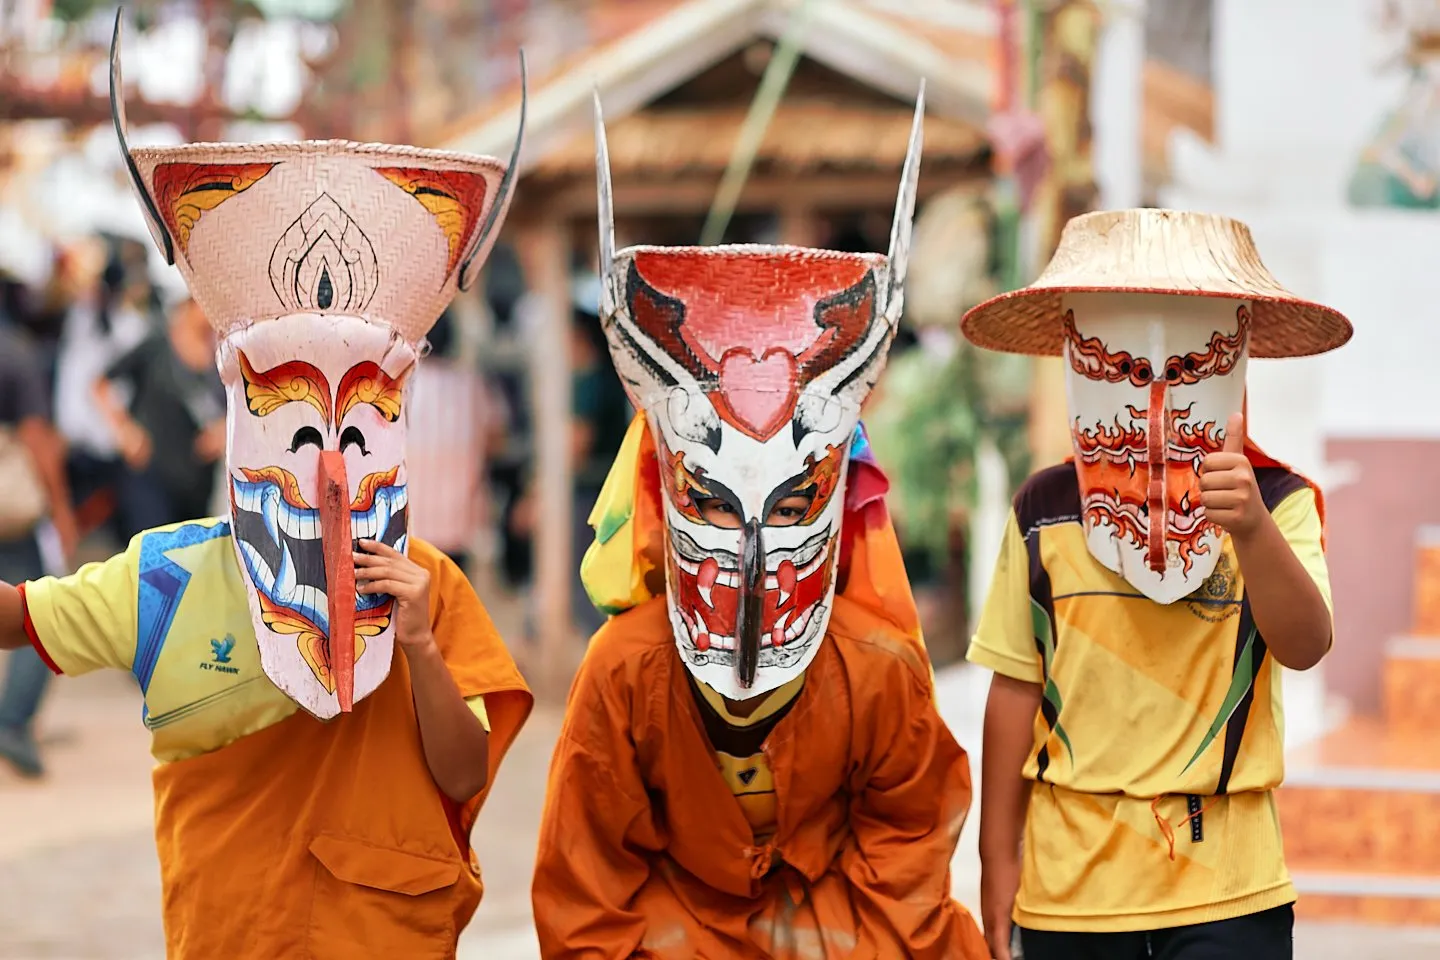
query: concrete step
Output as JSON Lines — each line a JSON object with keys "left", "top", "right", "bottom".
{"left": 1294, "top": 871, "right": 1440, "bottom": 926}
{"left": 1281, "top": 718, "right": 1440, "bottom": 877}
{"left": 1414, "top": 526, "right": 1440, "bottom": 635}
{"left": 1382, "top": 636, "right": 1440, "bottom": 733}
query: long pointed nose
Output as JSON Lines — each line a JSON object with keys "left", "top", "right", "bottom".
{"left": 319, "top": 451, "right": 356, "bottom": 711}
{"left": 734, "top": 517, "right": 765, "bottom": 690}
{"left": 1145, "top": 379, "right": 1168, "bottom": 574}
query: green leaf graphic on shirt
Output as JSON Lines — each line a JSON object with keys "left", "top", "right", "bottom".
{"left": 1031, "top": 598, "right": 1074, "bottom": 765}
{"left": 1180, "top": 627, "right": 1259, "bottom": 775}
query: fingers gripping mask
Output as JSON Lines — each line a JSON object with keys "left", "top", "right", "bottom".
{"left": 108, "top": 17, "right": 524, "bottom": 717}
{"left": 1063, "top": 292, "right": 1250, "bottom": 604}
{"left": 591, "top": 88, "right": 924, "bottom": 700}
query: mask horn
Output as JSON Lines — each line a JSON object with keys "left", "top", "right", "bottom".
{"left": 110, "top": 8, "right": 174, "bottom": 265}
{"left": 886, "top": 81, "right": 925, "bottom": 296}
{"left": 459, "top": 50, "right": 527, "bottom": 291}
{"left": 594, "top": 90, "right": 617, "bottom": 317}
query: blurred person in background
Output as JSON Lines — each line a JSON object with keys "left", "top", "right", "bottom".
{"left": 405, "top": 306, "right": 492, "bottom": 573}
{"left": 566, "top": 276, "right": 631, "bottom": 633}
{"left": 506, "top": 276, "right": 631, "bottom": 639}
{"left": 0, "top": 290, "right": 77, "bottom": 778}
{"left": 93, "top": 297, "right": 224, "bottom": 537}
{"left": 54, "top": 241, "right": 156, "bottom": 539}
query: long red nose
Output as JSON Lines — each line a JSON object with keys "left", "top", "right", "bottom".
{"left": 319, "top": 451, "right": 356, "bottom": 712}
{"left": 1145, "top": 379, "right": 1168, "bottom": 574}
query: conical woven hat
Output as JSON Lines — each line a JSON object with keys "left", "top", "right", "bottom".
{"left": 961, "top": 209, "right": 1353, "bottom": 359}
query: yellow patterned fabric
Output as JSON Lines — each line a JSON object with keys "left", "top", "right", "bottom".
{"left": 24, "top": 518, "right": 490, "bottom": 763}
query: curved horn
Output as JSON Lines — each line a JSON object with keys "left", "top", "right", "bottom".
{"left": 110, "top": 9, "right": 174, "bottom": 265}
{"left": 885, "top": 80, "right": 925, "bottom": 298}
{"left": 594, "top": 89, "right": 617, "bottom": 318}
{"left": 459, "top": 50, "right": 527, "bottom": 291}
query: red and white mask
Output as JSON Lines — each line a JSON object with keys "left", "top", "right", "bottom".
{"left": 592, "top": 91, "right": 923, "bottom": 700}
{"left": 110, "top": 22, "right": 522, "bottom": 716}
{"left": 1063, "top": 292, "right": 1250, "bottom": 604}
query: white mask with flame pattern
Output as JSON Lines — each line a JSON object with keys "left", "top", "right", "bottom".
{"left": 1063, "top": 292, "right": 1250, "bottom": 604}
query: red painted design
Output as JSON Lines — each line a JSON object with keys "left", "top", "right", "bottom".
{"left": 151, "top": 162, "right": 276, "bottom": 255}
{"left": 1064, "top": 305, "right": 1250, "bottom": 387}
{"left": 628, "top": 252, "right": 878, "bottom": 440}
{"left": 1073, "top": 404, "right": 1224, "bottom": 576}
{"left": 374, "top": 167, "right": 490, "bottom": 275}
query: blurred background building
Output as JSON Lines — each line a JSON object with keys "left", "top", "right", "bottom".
{"left": 0, "top": 0, "right": 1437, "bottom": 955}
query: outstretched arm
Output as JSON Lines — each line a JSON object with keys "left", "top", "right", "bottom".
{"left": 0, "top": 582, "right": 24, "bottom": 650}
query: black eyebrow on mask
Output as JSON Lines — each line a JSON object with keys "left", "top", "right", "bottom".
{"left": 692, "top": 475, "right": 746, "bottom": 519}
{"left": 762, "top": 469, "right": 818, "bottom": 517}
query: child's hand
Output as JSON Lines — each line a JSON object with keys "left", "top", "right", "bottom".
{"left": 1199, "top": 413, "right": 1266, "bottom": 540}
{"left": 354, "top": 540, "right": 433, "bottom": 649}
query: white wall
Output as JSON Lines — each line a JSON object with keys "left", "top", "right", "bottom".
{"left": 1161, "top": 0, "right": 1440, "bottom": 468}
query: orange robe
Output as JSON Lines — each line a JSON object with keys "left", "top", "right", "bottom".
{"left": 150, "top": 541, "right": 532, "bottom": 958}
{"left": 532, "top": 595, "right": 988, "bottom": 960}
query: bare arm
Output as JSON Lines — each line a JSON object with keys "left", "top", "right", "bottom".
{"left": 0, "top": 582, "right": 24, "bottom": 650}
{"left": 1200, "top": 415, "right": 1331, "bottom": 671}
{"left": 355, "top": 539, "right": 489, "bottom": 803}
{"left": 403, "top": 639, "right": 490, "bottom": 802}
{"left": 1230, "top": 516, "right": 1331, "bottom": 670}
{"left": 978, "top": 673, "right": 1042, "bottom": 960}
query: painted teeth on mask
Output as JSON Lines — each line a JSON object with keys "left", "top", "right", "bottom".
{"left": 271, "top": 541, "right": 331, "bottom": 635}
{"left": 764, "top": 529, "right": 831, "bottom": 570}
{"left": 670, "top": 528, "right": 737, "bottom": 567}
{"left": 239, "top": 539, "right": 274, "bottom": 593}
{"left": 351, "top": 486, "right": 408, "bottom": 542}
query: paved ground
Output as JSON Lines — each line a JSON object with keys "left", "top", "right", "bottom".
{"left": 1, "top": 658, "right": 1436, "bottom": 959}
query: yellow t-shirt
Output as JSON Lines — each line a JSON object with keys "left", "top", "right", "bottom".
{"left": 968, "top": 463, "right": 1332, "bottom": 933}
{"left": 692, "top": 675, "right": 805, "bottom": 841}
{"left": 24, "top": 517, "right": 488, "bottom": 763}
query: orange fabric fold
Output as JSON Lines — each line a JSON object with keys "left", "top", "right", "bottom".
{"left": 149, "top": 540, "right": 531, "bottom": 959}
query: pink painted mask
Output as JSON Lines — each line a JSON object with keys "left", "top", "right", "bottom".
{"left": 109, "top": 18, "right": 523, "bottom": 716}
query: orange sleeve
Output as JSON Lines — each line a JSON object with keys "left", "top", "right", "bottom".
{"left": 417, "top": 540, "right": 533, "bottom": 835}
{"left": 839, "top": 664, "right": 990, "bottom": 960}
{"left": 532, "top": 626, "right": 661, "bottom": 959}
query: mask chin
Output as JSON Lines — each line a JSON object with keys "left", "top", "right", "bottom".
{"left": 664, "top": 506, "right": 844, "bottom": 702}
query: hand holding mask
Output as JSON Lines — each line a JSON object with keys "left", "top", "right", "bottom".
{"left": 1199, "top": 413, "right": 1265, "bottom": 539}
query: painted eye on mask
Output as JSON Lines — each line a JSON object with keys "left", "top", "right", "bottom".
{"left": 692, "top": 494, "right": 814, "bottom": 530}
{"left": 288, "top": 426, "right": 323, "bottom": 453}
{"left": 340, "top": 425, "right": 370, "bottom": 456}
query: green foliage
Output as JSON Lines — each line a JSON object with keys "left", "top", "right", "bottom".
{"left": 866, "top": 336, "right": 1033, "bottom": 572}
{"left": 50, "top": 0, "right": 110, "bottom": 22}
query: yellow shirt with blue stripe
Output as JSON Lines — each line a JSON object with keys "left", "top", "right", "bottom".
{"left": 24, "top": 517, "right": 487, "bottom": 763}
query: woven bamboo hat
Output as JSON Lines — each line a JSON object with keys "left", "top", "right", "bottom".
{"left": 960, "top": 208, "right": 1353, "bottom": 358}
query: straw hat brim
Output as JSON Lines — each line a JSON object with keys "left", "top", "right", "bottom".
{"left": 960, "top": 284, "right": 1354, "bottom": 359}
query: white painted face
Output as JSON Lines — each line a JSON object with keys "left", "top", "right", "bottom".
{"left": 1063, "top": 292, "right": 1250, "bottom": 604}
{"left": 592, "top": 86, "right": 924, "bottom": 700}
{"left": 613, "top": 248, "right": 891, "bottom": 701}
{"left": 220, "top": 314, "right": 416, "bottom": 719}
